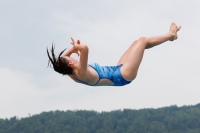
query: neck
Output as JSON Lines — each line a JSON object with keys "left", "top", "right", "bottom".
{"left": 73, "top": 68, "right": 78, "bottom": 76}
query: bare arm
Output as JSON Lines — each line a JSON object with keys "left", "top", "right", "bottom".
{"left": 71, "top": 37, "right": 89, "bottom": 76}
{"left": 62, "top": 47, "right": 79, "bottom": 57}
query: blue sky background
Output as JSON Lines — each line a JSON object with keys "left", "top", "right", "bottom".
{"left": 0, "top": 0, "right": 200, "bottom": 119}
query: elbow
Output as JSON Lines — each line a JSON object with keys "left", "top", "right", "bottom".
{"left": 81, "top": 44, "right": 89, "bottom": 51}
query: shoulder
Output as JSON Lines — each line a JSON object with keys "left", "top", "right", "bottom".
{"left": 76, "top": 64, "right": 91, "bottom": 78}
{"left": 69, "top": 63, "right": 100, "bottom": 85}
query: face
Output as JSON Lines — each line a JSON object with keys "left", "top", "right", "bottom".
{"left": 63, "top": 56, "right": 78, "bottom": 67}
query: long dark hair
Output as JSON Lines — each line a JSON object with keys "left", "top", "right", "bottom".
{"left": 47, "top": 44, "right": 73, "bottom": 75}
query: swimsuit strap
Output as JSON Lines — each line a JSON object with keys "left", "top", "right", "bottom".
{"left": 88, "top": 64, "right": 100, "bottom": 85}
{"left": 73, "top": 76, "right": 90, "bottom": 85}
{"left": 73, "top": 64, "right": 100, "bottom": 86}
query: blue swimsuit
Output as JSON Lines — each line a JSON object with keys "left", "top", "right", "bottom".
{"left": 74, "top": 62, "right": 131, "bottom": 86}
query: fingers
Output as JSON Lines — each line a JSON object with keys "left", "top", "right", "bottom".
{"left": 77, "top": 40, "right": 80, "bottom": 44}
{"left": 177, "top": 26, "right": 181, "bottom": 31}
{"left": 75, "top": 50, "right": 80, "bottom": 56}
{"left": 71, "top": 37, "right": 74, "bottom": 42}
{"left": 71, "top": 37, "right": 75, "bottom": 45}
{"left": 71, "top": 37, "right": 81, "bottom": 45}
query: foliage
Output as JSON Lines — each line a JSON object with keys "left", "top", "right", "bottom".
{"left": 1, "top": 104, "right": 200, "bottom": 133}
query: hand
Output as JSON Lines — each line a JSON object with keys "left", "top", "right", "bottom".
{"left": 71, "top": 37, "right": 80, "bottom": 47}
{"left": 71, "top": 37, "right": 80, "bottom": 56}
{"left": 72, "top": 47, "right": 80, "bottom": 56}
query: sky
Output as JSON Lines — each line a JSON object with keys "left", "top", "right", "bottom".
{"left": 0, "top": 0, "right": 200, "bottom": 119}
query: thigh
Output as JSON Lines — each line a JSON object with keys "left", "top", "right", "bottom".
{"left": 120, "top": 38, "right": 147, "bottom": 80}
{"left": 117, "top": 42, "right": 135, "bottom": 65}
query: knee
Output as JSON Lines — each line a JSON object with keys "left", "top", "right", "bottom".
{"left": 131, "top": 37, "right": 147, "bottom": 46}
{"left": 137, "top": 37, "right": 147, "bottom": 43}
{"left": 137, "top": 37, "right": 148, "bottom": 47}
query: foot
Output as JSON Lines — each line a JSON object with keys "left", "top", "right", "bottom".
{"left": 169, "top": 22, "right": 181, "bottom": 41}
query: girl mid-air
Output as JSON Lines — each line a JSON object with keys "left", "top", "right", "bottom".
{"left": 47, "top": 22, "right": 181, "bottom": 86}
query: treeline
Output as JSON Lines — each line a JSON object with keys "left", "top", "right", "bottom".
{"left": 1, "top": 104, "right": 200, "bottom": 133}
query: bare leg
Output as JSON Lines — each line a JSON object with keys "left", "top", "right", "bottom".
{"left": 119, "top": 23, "right": 181, "bottom": 81}
{"left": 118, "top": 23, "right": 181, "bottom": 65}
{"left": 146, "top": 23, "right": 181, "bottom": 48}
